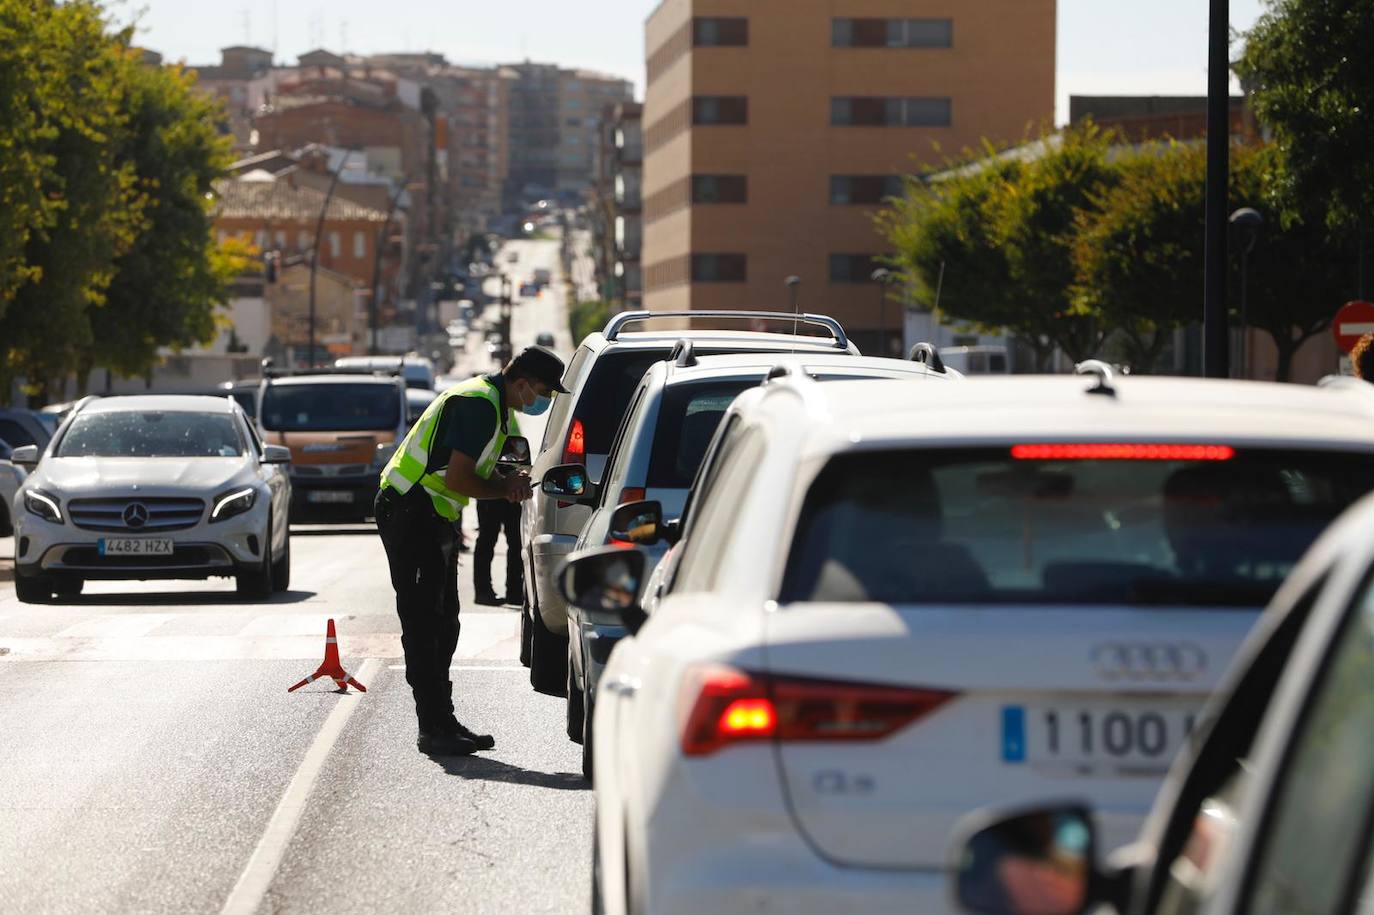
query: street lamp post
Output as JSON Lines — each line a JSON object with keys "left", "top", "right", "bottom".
{"left": 871, "top": 267, "right": 893, "bottom": 355}
{"left": 308, "top": 148, "right": 354, "bottom": 368}
{"left": 1203, "top": 0, "right": 1230, "bottom": 378}
{"left": 1229, "top": 206, "right": 1264, "bottom": 379}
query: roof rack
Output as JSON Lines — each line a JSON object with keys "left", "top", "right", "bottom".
{"left": 1074, "top": 360, "right": 1117, "bottom": 397}
{"left": 603, "top": 310, "right": 849, "bottom": 350}
{"left": 908, "top": 342, "right": 946, "bottom": 373}
{"left": 669, "top": 339, "right": 698, "bottom": 368}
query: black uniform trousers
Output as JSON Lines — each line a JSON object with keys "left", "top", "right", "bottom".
{"left": 474, "top": 498, "right": 523, "bottom": 600}
{"left": 375, "top": 485, "right": 461, "bottom": 733}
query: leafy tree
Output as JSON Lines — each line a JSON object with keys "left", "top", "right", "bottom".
{"left": 1236, "top": 0, "right": 1374, "bottom": 233}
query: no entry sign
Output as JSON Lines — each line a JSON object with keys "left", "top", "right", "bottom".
{"left": 1334, "top": 300, "right": 1374, "bottom": 353}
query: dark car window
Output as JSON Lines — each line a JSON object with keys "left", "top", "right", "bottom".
{"left": 574, "top": 351, "right": 670, "bottom": 454}
{"left": 261, "top": 383, "right": 401, "bottom": 432}
{"left": 58, "top": 411, "right": 244, "bottom": 458}
{"left": 780, "top": 447, "right": 1374, "bottom": 606}
{"left": 0, "top": 418, "right": 36, "bottom": 448}
{"left": 230, "top": 390, "right": 257, "bottom": 418}
{"left": 646, "top": 381, "right": 755, "bottom": 488}
{"left": 0, "top": 437, "right": 10, "bottom": 460}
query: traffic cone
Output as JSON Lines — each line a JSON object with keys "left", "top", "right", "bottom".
{"left": 287, "top": 618, "right": 368, "bottom": 693}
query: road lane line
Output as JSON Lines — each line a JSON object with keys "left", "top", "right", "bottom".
{"left": 220, "top": 657, "right": 382, "bottom": 915}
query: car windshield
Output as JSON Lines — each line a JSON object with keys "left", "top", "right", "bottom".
{"left": 57, "top": 411, "right": 243, "bottom": 458}
{"left": 780, "top": 447, "right": 1374, "bottom": 607}
{"left": 261, "top": 384, "right": 401, "bottom": 432}
{"left": 647, "top": 381, "right": 756, "bottom": 488}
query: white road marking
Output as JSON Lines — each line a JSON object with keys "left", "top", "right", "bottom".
{"left": 219, "top": 657, "right": 383, "bottom": 915}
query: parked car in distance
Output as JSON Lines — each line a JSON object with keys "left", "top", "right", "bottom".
{"left": 406, "top": 387, "right": 438, "bottom": 426}
{"left": 951, "top": 481, "right": 1374, "bottom": 915}
{"left": 333, "top": 355, "right": 436, "bottom": 391}
{"left": 218, "top": 379, "right": 261, "bottom": 419}
{"left": 522, "top": 309, "right": 861, "bottom": 697}
{"left": 561, "top": 368, "right": 1374, "bottom": 915}
{"left": 556, "top": 345, "right": 959, "bottom": 777}
{"left": 536, "top": 332, "right": 557, "bottom": 349}
{"left": 11, "top": 395, "right": 292, "bottom": 603}
{"left": 0, "top": 408, "right": 54, "bottom": 454}
{"left": 940, "top": 344, "right": 1010, "bottom": 374}
{"left": 258, "top": 372, "right": 408, "bottom": 523}
{"left": 0, "top": 437, "right": 24, "bottom": 537}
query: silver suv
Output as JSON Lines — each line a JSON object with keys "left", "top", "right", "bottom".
{"left": 520, "top": 310, "right": 859, "bottom": 694}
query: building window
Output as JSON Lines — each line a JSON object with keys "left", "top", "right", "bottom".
{"left": 254, "top": 230, "right": 267, "bottom": 250}
{"left": 354, "top": 231, "right": 366, "bottom": 258}
{"left": 694, "top": 17, "right": 748, "bottom": 47}
{"left": 692, "top": 253, "right": 747, "bottom": 283}
{"left": 830, "top": 175, "right": 906, "bottom": 205}
{"left": 691, "top": 175, "right": 748, "bottom": 204}
{"left": 693, "top": 96, "right": 748, "bottom": 126}
{"left": 829, "top": 254, "right": 884, "bottom": 283}
{"left": 833, "top": 18, "right": 953, "bottom": 48}
{"left": 328, "top": 232, "right": 341, "bottom": 258}
{"left": 273, "top": 230, "right": 287, "bottom": 248}
{"left": 831, "top": 97, "right": 951, "bottom": 127}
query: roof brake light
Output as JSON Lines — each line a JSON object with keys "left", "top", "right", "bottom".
{"left": 1011, "top": 444, "right": 1235, "bottom": 461}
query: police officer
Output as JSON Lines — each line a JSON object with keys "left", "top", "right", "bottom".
{"left": 375, "top": 345, "right": 567, "bottom": 756}
{"left": 473, "top": 410, "right": 524, "bottom": 606}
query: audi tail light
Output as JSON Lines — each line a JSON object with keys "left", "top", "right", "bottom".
{"left": 1011, "top": 444, "right": 1235, "bottom": 461}
{"left": 679, "top": 665, "right": 956, "bottom": 757}
{"left": 558, "top": 418, "right": 587, "bottom": 507}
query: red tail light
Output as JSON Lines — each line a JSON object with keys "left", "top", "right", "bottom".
{"left": 1011, "top": 443, "right": 1234, "bottom": 461}
{"left": 558, "top": 418, "right": 587, "bottom": 507}
{"left": 679, "top": 665, "right": 956, "bottom": 757}
{"left": 618, "top": 487, "right": 646, "bottom": 505}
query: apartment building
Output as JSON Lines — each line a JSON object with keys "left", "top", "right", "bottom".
{"left": 592, "top": 102, "right": 645, "bottom": 308}
{"left": 641, "top": 1, "right": 1055, "bottom": 352}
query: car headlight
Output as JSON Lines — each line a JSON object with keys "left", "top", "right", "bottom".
{"left": 372, "top": 442, "right": 397, "bottom": 471}
{"left": 23, "top": 489, "right": 63, "bottom": 524}
{"left": 210, "top": 487, "right": 257, "bottom": 522}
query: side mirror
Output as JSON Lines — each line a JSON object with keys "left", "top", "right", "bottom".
{"left": 262, "top": 444, "right": 292, "bottom": 465}
{"left": 498, "top": 435, "right": 532, "bottom": 468}
{"left": 541, "top": 463, "right": 593, "bottom": 501}
{"left": 952, "top": 805, "right": 1097, "bottom": 915}
{"left": 609, "top": 500, "right": 681, "bottom": 546}
{"left": 558, "top": 545, "right": 648, "bottom": 634}
{"left": 10, "top": 445, "right": 40, "bottom": 469}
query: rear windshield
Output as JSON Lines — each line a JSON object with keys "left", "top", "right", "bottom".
{"left": 575, "top": 351, "right": 670, "bottom": 453}
{"left": 647, "top": 381, "right": 756, "bottom": 488}
{"left": 58, "top": 412, "right": 243, "bottom": 458}
{"left": 261, "top": 384, "right": 400, "bottom": 432}
{"left": 780, "top": 447, "right": 1374, "bottom": 607}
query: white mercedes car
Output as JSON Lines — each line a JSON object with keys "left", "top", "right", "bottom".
{"left": 11, "top": 395, "right": 292, "bottom": 603}
{"left": 559, "top": 369, "right": 1374, "bottom": 915}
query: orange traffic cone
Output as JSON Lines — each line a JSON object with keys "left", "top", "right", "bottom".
{"left": 287, "top": 618, "right": 368, "bottom": 693}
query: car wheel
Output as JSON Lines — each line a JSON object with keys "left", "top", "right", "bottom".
{"left": 237, "top": 517, "right": 274, "bottom": 599}
{"left": 271, "top": 528, "right": 291, "bottom": 592}
{"left": 15, "top": 573, "right": 52, "bottom": 604}
{"left": 529, "top": 610, "right": 569, "bottom": 697}
{"left": 581, "top": 676, "right": 594, "bottom": 781}
{"left": 52, "top": 578, "right": 83, "bottom": 599}
{"left": 566, "top": 648, "right": 585, "bottom": 743}
{"left": 519, "top": 605, "right": 533, "bottom": 668}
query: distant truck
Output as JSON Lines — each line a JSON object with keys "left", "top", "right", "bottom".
{"left": 938, "top": 344, "right": 1010, "bottom": 375}
{"left": 531, "top": 267, "right": 552, "bottom": 287}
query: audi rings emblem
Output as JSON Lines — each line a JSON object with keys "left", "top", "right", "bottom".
{"left": 122, "top": 502, "right": 150, "bottom": 529}
{"left": 1091, "top": 642, "right": 1207, "bottom": 682}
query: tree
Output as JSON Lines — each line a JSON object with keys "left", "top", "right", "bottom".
{"left": 1236, "top": 0, "right": 1374, "bottom": 236}
{"left": 878, "top": 125, "right": 1119, "bottom": 368}
{"left": 1075, "top": 144, "right": 1209, "bottom": 371}
{"left": 86, "top": 49, "right": 242, "bottom": 383}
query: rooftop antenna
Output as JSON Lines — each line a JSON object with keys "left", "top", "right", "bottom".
{"left": 785, "top": 275, "right": 801, "bottom": 354}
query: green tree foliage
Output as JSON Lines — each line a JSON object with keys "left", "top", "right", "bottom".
{"left": 878, "top": 126, "right": 1118, "bottom": 368}
{"left": 0, "top": 0, "right": 238, "bottom": 402}
{"left": 570, "top": 298, "right": 612, "bottom": 346}
{"left": 1236, "top": 0, "right": 1374, "bottom": 232}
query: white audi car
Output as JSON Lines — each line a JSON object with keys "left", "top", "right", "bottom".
{"left": 559, "top": 369, "right": 1374, "bottom": 915}
{"left": 11, "top": 395, "right": 292, "bottom": 603}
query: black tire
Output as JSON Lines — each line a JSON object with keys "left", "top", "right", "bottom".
{"left": 581, "top": 676, "right": 594, "bottom": 781}
{"left": 271, "top": 528, "right": 291, "bottom": 592}
{"left": 519, "top": 606, "right": 533, "bottom": 668}
{"left": 567, "top": 647, "right": 585, "bottom": 743}
{"left": 237, "top": 517, "right": 274, "bottom": 599}
{"left": 52, "top": 578, "right": 84, "bottom": 599}
{"left": 529, "top": 610, "right": 569, "bottom": 697}
{"left": 15, "top": 574, "right": 52, "bottom": 604}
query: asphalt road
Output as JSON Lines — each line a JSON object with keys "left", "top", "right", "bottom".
{"left": 0, "top": 238, "right": 594, "bottom": 914}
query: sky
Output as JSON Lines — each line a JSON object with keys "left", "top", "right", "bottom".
{"left": 120, "top": 0, "right": 1268, "bottom": 124}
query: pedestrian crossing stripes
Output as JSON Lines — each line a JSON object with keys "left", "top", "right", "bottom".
{"left": 0, "top": 612, "right": 520, "bottom": 663}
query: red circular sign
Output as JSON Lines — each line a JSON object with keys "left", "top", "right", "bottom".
{"left": 1334, "top": 300, "right": 1374, "bottom": 353}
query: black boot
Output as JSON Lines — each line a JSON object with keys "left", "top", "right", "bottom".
{"left": 417, "top": 729, "right": 479, "bottom": 756}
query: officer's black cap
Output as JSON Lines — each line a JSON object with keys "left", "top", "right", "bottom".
{"left": 509, "top": 345, "right": 569, "bottom": 393}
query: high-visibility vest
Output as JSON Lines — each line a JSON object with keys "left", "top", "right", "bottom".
{"left": 379, "top": 375, "right": 508, "bottom": 520}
